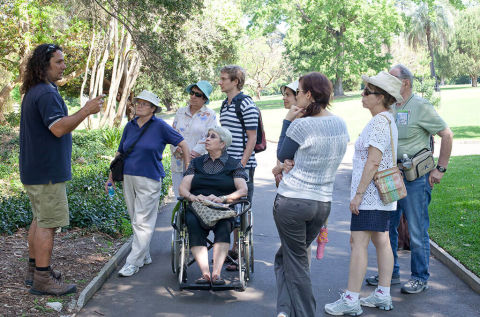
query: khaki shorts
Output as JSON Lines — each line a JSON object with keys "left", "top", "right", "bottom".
{"left": 24, "top": 182, "right": 69, "bottom": 228}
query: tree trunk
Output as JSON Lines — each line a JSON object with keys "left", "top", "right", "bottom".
{"left": 81, "top": 30, "right": 96, "bottom": 99}
{"left": 256, "top": 84, "right": 261, "bottom": 100}
{"left": 472, "top": 75, "right": 478, "bottom": 87}
{"left": 333, "top": 31, "right": 345, "bottom": 97}
{"left": 0, "top": 82, "right": 16, "bottom": 123}
{"left": 113, "top": 51, "right": 141, "bottom": 127}
{"left": 105, "top": 28, "right": 130, "bottom": 127}
{"left": 426, "top": 24, "right": 439, "bottom": 91}
{"left": 333, "top": 75, "right": 344, "bottom": 97}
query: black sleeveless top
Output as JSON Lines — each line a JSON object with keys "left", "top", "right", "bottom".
{"left": 190, "top": 154, "right": 239, "bottom": 197}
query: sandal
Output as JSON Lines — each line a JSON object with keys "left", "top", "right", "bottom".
{"left": 226, "top": 263, "right": 238, "bottom": 271}
{"left": 195, "top": 274, "right": 211, "bottom": 284}
{"left": 211, "top": 275, "right": 225, "bottom": 285}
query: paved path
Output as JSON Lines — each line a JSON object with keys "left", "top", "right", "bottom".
{"left": 80, "top": 141, "right": 480, "bottom": 316}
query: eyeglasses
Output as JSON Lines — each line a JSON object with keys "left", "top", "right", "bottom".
{"left": 190, "top": 90, "right": 205, "bottom": 98}
{"left": 136, "top": 101, "right": 152, "bottom": 107}
{"left": 206, "top": 133, "right": 218, "bottom": 139}
{"left": 363, "top": 88, "right": 381, "bottom": 96}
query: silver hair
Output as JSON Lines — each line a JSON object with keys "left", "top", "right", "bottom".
{"left": 208, "top": 126, "right": 232, "bottom": 150}
{"left": 390, "top": 64, "right": 413, "bottom": 88}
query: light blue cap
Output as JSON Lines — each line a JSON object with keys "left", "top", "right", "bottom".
{"left": 185, "top": 80, "right": 213, "bottom": 105}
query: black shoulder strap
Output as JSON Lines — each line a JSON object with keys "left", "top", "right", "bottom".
{"left": 234, "top": 93, "right": 248, "bottom": 150}
{"left": 124, "top": 119, "right": 153, "bottom": 158}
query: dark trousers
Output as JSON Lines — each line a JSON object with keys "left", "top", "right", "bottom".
{"left": 273, "top": 194, "right": 330, "bottom": 317}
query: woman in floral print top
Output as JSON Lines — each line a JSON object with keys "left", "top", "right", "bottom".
{"left": 170, "top": 80, "right": 217, "bottom": 197}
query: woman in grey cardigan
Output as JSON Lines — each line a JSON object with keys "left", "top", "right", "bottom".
{"left": 274, "top": 72, "right": 349, "bottom": 317}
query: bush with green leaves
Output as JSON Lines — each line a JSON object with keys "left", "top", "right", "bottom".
{"left": 0, "top": 128, "right": 172, "bottom": 236}
{"left": 5, "top": 111, "right": 21, "bottom": 127}
{"left": 102, "top": 127, "right": 123, "bottom": 150}
{"left": 414, "top": 77, "right": 440, "bottom": 108}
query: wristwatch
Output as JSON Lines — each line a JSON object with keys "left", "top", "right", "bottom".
{"left": 436, "top": 165, "right": 447, "bottom": 173}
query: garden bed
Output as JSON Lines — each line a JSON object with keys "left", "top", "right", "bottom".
{"left": 0, "top": 228, "right": 125, "bottom": 316}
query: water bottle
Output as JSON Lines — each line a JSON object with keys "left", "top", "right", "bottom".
{"left": 401, "top": 154, "right": 412, "bottom": 169}
{"left": 107, "top": 182, "right": 115, "bottom": 198}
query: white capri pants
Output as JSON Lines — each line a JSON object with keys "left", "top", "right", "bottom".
{"left": 123, "top": 175, "right": 162, "bottom": 267}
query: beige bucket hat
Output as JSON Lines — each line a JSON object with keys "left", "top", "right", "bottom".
{"left": 361, "top": 71, "right": 403, "bottom": 103}
{"left": 134, "top": 90, "right": 162, "bottom": 113}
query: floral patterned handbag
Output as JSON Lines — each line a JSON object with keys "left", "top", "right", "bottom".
{"left": 373, "top": 115, "right": 407, "bottom": 204}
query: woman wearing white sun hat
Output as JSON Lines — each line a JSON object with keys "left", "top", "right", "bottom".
{"left": 106, "top": 90, "right": 190, "bottom": 277}
{"left": 325, "top": 71, "right": 402, "bottom": 316}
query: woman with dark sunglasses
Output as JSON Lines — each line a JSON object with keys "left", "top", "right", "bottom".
{"left": 171, "top": 81, "right": 218, "bottom": 198}
{"left": 325, "top": 71, "right": 402, "bottom": 315}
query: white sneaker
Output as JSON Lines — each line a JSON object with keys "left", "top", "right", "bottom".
{"left": 144, "top": 254, "right": 152, "bottom": 265}
{"left": 325, "top": 293, "right": 363, "bottom": 316}
{"left": 118, "top": 264, "right": 139, "bottom": 277}
{"left": 360, "top": 291, "right": 393, "bottom": 310}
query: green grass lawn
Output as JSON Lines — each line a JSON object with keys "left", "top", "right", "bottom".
{"left": 182, "top": 86, "right": 479, "bottom": 143}
{"left": 161, "top": 86, "right": 479, "bottom": 143}
{"left": 429, "top": 155, "right": 480, "bottom": 277}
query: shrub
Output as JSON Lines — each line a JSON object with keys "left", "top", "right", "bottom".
{"left": 102, "top": 127, "right": 122, "bottom": 150}
{"left": 5, "top": 111, "right": 21, "bottom": 127}
{"left": 0, "top": 128, "right": 173, "bottom": 236}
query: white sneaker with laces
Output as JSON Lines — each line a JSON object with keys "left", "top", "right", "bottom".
{"left": 325, "top": 293, "right": 363, "bottom": 316}
{"left": 360, "top": 291, "right": 393, "bottom": 310}
{"left": 144, "top": 254, "right": 152, "bottom": 265}
{"left": 118, "top": 264, "right": 139, "bottom": 277}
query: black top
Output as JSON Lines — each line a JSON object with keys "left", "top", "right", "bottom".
{"left": 19, "top": 82, "right": 72, "bottom": 185}
{"left": 188, "top": 153, "right": 246, "bottom": 197}
{"left": 277, "top": 119, "right": 300, "bottom": 162}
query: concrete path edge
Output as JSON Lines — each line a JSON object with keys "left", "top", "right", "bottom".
{"left": 75, "top": 237, "right": 132, "bottom": 311}
{"left": 430, "top": 239, "right": 480, "bottom": 294}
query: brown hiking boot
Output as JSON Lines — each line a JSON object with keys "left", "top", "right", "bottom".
{"left": 29, "top": 269, "right": 76, "bottom": 296}
{"left": 25, "top": 262, "right": 62, "bottom": 287}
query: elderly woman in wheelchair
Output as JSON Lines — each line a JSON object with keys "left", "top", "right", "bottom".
{"left": 179, "top": 126, "right": 248, "bottom": 285}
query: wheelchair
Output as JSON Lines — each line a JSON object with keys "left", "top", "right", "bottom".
{"left": 171, "top": 197, "right": 253, "bottom": 291}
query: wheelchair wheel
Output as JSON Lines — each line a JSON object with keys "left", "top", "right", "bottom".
{"left": 177, "top": 238, "right": 187, "bottom": 284}
{"left": 248, "top": 228, "right": 254, "bottom": 274}
{"left": 171, "top": 229, "right": 180, "bottom": 274}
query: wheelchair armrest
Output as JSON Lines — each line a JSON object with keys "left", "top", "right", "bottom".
{"left": 229, "top": 197, "right": 251, "bottom": 216}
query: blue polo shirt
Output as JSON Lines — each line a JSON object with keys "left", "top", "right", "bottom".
{"left": 19, "top": 83, "right": 72, "bottom": 185}
{"left": 118, "top": 116, "right": 184, "bottom": 181}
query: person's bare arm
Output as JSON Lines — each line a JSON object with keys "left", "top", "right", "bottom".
{"left": 241, "top": 129, "right": 256, "bottom": 167}
{"left": 50, "top": 95, "right": 104, "bottom": 137}
{"left": 177, "top": 140, "right": 191, "bottom": 168}
{"left": 429, "top": 127, "right": 453, "bottom": 186}
{"left": 350, "top": 146, "right": 382, "bottom": 215}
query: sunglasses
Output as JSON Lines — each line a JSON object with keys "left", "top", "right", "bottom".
{"left": 46, "top": 44, "right": 57, "bottom": 54}
{"left": 363, "top": 88, "right": 381, "bottom": 96}
{"left": 190, "top": 90, "right": 205, "bottom": 98}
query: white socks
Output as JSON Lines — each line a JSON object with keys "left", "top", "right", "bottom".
{"left": 376, "top": 285, "right": 391, "bottom": 297}
{"left": 345, "top": 290, "right": 360, "bottom": 302}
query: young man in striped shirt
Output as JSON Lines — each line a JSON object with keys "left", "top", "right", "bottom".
{"left": 218, "top": 65, "right": 258, "bottom": 269}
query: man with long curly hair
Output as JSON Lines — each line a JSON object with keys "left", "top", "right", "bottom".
{"left": 19, "top": 44, "right": 104, "bottom": 296}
